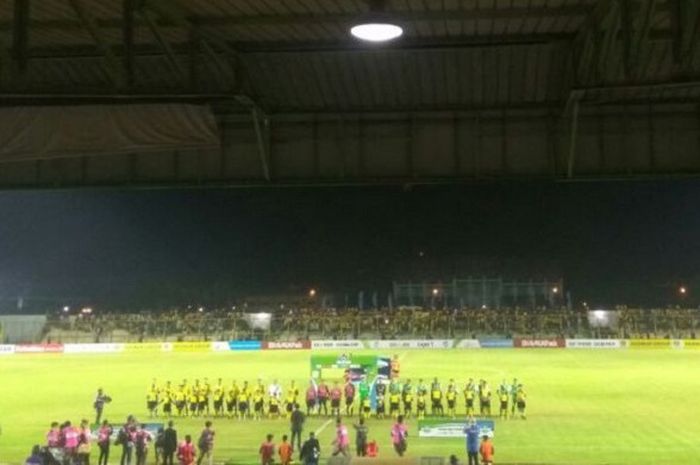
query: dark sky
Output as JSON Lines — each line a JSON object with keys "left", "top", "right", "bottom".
{"left": 0, "top": 180, "right": 698, "bottom": 311}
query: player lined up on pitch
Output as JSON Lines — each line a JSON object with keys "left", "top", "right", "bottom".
{"left": 143, "top": 375, "right": 527, "bottom": 420}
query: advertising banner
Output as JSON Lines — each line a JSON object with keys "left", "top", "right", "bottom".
{"left": 367, "top": 339, "right": 454, "bottom": 349}
{"left": 311, "top": 340, "right": 365, "bottom": 350}
{"left": 64, "top": 343, "right": 124, "bottom": 354}
{"left": 171, "top": 341, "right": 212, "bottom": 352}
{"left": 123, "top": 342, "right": 167, "bottom": 353}
{"left": 455, "top": 339, "right": 481, "bottom": 349}
{"left": 228, "top": 340, "right": 261, "bottom": 351}
{"left": 478, "top": 339, "right": 513, "bottom": 348}
{"left": 682, "top": 339, "right": 700, "bottom": 349}
{"left": 15, "top": 343, "right": 64, "bottom": 353}
{"left": 565, "top": 339, "right": 622, "bottom": 349}
{"left": 514, "top": 338, "right": 565, "bottom": 348}
{"left": 418, "top": 419, "right": 495, "bottom": 438}
{"left": 262, "top": 340, "right": 311, "bottom": 350}
{"left": 629, "top": 339, "right": 671, "bottom": 349}
{"left": 211, "top": 341, "right": 231, "bottom": 352}
{"left": 0, "top": 344, "right": 15, "bottom": 355}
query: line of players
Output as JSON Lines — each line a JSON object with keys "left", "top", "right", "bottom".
{"left": 145, "top": 376, "right": 527, "bottom": 420}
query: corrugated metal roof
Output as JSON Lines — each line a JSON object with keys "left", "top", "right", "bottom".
{"left": 0, "top": 0, "right": 697, "bottom": 112}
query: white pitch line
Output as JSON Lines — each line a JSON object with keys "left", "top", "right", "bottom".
{"left": 314, "top": 418, "right": 334, "bottom": 435}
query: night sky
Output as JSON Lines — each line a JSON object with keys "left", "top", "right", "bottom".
{"left": 0, "top": 180, "right": 698, "bottom": 311}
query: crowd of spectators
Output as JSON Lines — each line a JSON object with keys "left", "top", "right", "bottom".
{"left": 42, "top": 305, "right": 699, "bottom": 343}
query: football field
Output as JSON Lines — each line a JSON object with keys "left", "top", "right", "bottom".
{"left": 1, "top": 349, "right": 699, "bottom": 465}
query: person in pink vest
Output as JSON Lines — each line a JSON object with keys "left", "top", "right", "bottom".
{"left": 305, "top": 383, "right": 317, "bottom": 416}
{"left": 391, "top": 415, "right": 408, "bottom": 457}
{"left": 63, "top": 421, "right": 80, "bottom": 462}
{"left": 46, "top": 422, "right": 61, "bottom": 448}
{"left": 317, "top": 382, "right": 330, "bottom": 416}
{"left": 331, "top": 418, "right": 349, "bottom": 457}
{"left": 77, "top": 419, "right": 92, "bottom": 465}
{"left": 330, "top": 383, "right": 342, "bottom": 417}
{"left": 177, "top": 435, "right": 196, "bottom": 465}
{"left": 97, "top": 420, "right": 114, "bottom": 465}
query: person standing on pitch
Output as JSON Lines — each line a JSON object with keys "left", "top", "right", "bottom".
{"left": 162, "top": 421, "right": 178, "bottom": 465}
{"left": 331, "top": 418, "right": 349, "bottom": 457}
{"left": 196, "top": 421, "right": 215, "bottom": 465}
{"left": 290, "top": 404, "right": 305, "bottom": 450}
{"left": 299, "top": 432, "right": 320, "bottom": 465}
{"left": 353, "top": 418, "right": 369, "bottom": 456}
{"left": 94, "top": 388, "right": 111, "bottom": 424}
{"left": 391, "top": 415, "right": 408, "bottom": 457}
{"left": 479, "top": 435, "right": 494, "bottom": 465}
{"left": 464, "top": 418, "right": 480, "bottom": 465}
{"left": 97, "top": 420, "right": 113, "bottom": 465}
{"left": 259, "top": 434, "right": 275, "bottom": 465}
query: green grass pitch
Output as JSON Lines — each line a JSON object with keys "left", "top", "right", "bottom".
{"left": 1, "top": 349, "right": 699, "bottom": 465}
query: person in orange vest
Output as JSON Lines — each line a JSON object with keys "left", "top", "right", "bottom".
{"left": 479, "top": 435, "right": 495, "bottom": 465}
{"left": 366, "top": 440, "right": 378, "bottom": 457}
{"left": 390, "top": 355, "right": 401, "bottom": 378}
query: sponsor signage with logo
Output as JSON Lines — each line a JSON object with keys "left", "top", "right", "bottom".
{"left": 123, "top": 342, "right": 167, "bottom": 353}
{"left": 311, "top": 340, "right": 365, "bottom": 350}
{"left": 479, "top": 339, "right": 513, "bottom": 348}
{"left": 683, "top": 339, "right": 700, "bottom": 349}
{"left": 0, "top": 344, "right": 15, "bottom": 355}
{"left": 229, "top": 340, "right": 261, "bottom": 351}
{"left": 455, "top": 339, "right": 481, "bottom": 349}
{"left": 514, "top": 338, "right": 565, "bottom": 348}
{"left": 367, "top": 339, "right": 454, "bottom": 349}
{"left": 565, "top": 339, "right": 622, "bottom": 349}
{"left": 211, "top": 341, "right": 231, "bottom": 352}
{"left": 64, "top": 343, "right": 124, "bottom": 354}
{"left": 15, "top": 343, "right": 64, "bottom": 353}
{"left": 629, "top": 339, "right": 671, "bottom": 349}
{"left": 262, "top": 340, "right": 311, "bottom": 350}
{"left": 171, "top": 341, "right": 212, "bottom": 352}
{"left": 418, "top": 419, "right": 494, "bottom": 438}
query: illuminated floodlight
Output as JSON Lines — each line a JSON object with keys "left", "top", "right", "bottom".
{"left": 309, "top": 289, "right": 317, "bottom": 297}
{"left": 350, "top": 23, "right": 403, "bottom": 42}
{"left": 552, "top": 286, "right": 559, "bottom": 294}
{"left": 432, "top": 288, "right": 439, "bottom": 296}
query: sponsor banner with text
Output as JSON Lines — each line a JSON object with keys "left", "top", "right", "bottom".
{"left": 0, "top": 344, "right": 15, "bottom": 355}
{"left": 211, "top": 341, "right": 231, "bottom": 352}
{"left": 682, "top": 339, "right": 700, "bottom": 349}
{"left": 228, "top": 340, "right": 261, "bottom": 351}
{"left": 514, "top": 338, "right": 565, "bottom": 348}
{"left": 262, "top": 340, "right": 311, "bottom": 350}
{"left": 311, "top": 340, "right": 365, "bottom": 350}
{"left": 15, "top": 343, "right": 64, "bottom": 353}
{"left": 455, "top": 339, "right": 481, "bottom": 349}
{"left": 366, "top": 339, "right": 454, "bottom": 349}
{"left": 418, "top": 419, "right": 495, "bottom": 438}
{"left": 170, "top": 341, "right": 212, "bottom": 352}
{"left": 629, "top": 339, "right": 671, "bottom": 349}
{"left": 478, "top": 339, "right": 513, "bottom": 348}
{"left": 123, "top": 342, "right": 167, "bottom": 353}
{"left": 565, "top": 339, "right": 622, "bottom": 349}
{"left": 64, "top": 343, "right": 124, "bottom": 354}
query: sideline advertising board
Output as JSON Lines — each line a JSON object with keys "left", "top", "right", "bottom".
{"left": 228, "top": 340, "right": 261, "bottom": 351}
{"left": 418, "top": 419, "right": 495, "bottom": 438}
{"left": 367, "top": 339, "right": 454, "bottom": 349}
{"left": 565, "top": 339, "right": 622, "bottom": 349}
{"left": 455, "top": 339, "right": 481, "bottom": 349}
{"left": 682, "top": 339, "right": 700, "bottom": 349}
{"left": 311, "top": 340, "right": 365, "bottom": 350}
{"left": 479, "top": 339, "right": 513, "bottom": 348}
{"left": 15, "top": 343, "right": 64, "bottom": 353}
{"left": 0, "top": 344, "right": 15, "bottom": 355}
{"left": 262, "top": 340, "right": 311, "bottom": 350}
{"left": 514, "top": 338, "right": 565, "bottom": 348}
{"left": 64, "top": 343, "right": 124, "bottom": 354}
{"left": 629, "top": 339, "right": 671, "bottom": 349}
{"left": 123, "top": 342, "right": 167, "bottom": 353}
{"left": 171, "top": 341, "right": 212, "bottom": 352}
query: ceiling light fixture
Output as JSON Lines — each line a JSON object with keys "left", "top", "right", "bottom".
{"left": 350, "top": 0, "right": 403, "bottom": 43}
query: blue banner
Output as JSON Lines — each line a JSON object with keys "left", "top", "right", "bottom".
{"left": 479, "top": 339, "right": 513, "bottom": 348}
{"left": 228, "top": 340, "right": 261, "bottom": 351}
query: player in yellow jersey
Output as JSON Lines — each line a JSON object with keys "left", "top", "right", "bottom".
{"left": 188, "top": 387, "right": 199, "bottom": 417}
{"left": 268, "top": 394, "right": 281, "bottom": 419}
{"left": 389, "top": 391, "right": 401, "bottom": 418}
{"left": 237, "top": 385, "right": 250, "bottom": 419}
{"left": 416, "top": 392, "right": 427, "bottom": 419}
{"left": 161, "top": 382, "right": 173, "bottom": 418}
{"left": 175, "top": 385, "right": 186, "bottom": 417}
{"left": 446, "top": 385, "right": 457, "bottom": 419}
{"left": 146, "top": 383, "right": 159, "bottom": 418}
{"left": 213, "top": 380, "right": 225, "bottom": 417}
{"left": 402, "top": 389, "right": 413, "bottom": 419}
{"left": 499, "top": 389, "right": 509, "bottom": 419}
{"left": 464, "top": 384, "right": 475, "bottom": 416}
{"left": 253, "top": 390, "right": 265, "bottom": 420}
{"left": 284, "top": 392, "right": 296, "bottom": 419}
{"left": 361, "top": 396, "right": 372, "bottom": 420}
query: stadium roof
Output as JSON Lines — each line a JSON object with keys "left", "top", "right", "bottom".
{"left": 0, "top": 0, "right": 699, "bottom": 187}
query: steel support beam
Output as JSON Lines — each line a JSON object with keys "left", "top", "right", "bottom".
{"left": 139, "top": 8, "right": 186, "bottom": 84}
{"left": 252, "top": 107, "right": 271, "bottom": 181}
{"left": 123, "top": 0, "right": 136, "bottom": 88}
{"left": 11, "top": 0, "right": 29, "bottom": 81}
{"left": 68, "top": 0, "right": 121, "bottom": 88}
